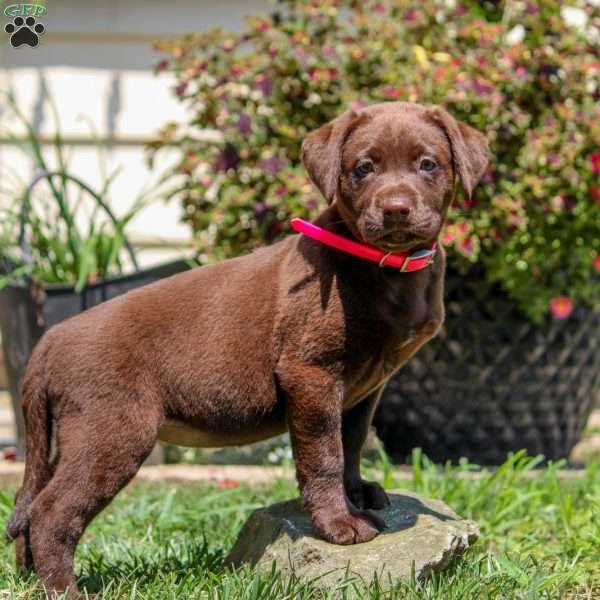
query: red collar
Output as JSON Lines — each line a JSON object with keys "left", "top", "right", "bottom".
{"left": 290, "top": 218, "right": 437, "bottom": 271}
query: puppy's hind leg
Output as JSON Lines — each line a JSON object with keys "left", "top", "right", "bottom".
{"left": 28, "top": 407, "right": 161, "bottom": 599}
{"left": 13, "top": 455, "right": 58, "bottom": 574}
{"left": 6, "top": 334, "right": 56, "bottom": 573}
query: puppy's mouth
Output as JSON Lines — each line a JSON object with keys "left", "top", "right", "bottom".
{"left": 379, "top": 235, "right": 425, "bottom": 252}
{"left": 364, "top": 230, "right": 433, "bottom": 253}
{"left": 360, "top": 215, "right": 439, "bottom": 252}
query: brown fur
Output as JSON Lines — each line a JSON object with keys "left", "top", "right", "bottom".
{"left": 6, "top": 102, "right": 488, "bottom": 598}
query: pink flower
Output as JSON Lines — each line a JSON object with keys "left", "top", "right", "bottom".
{"left": 549, "top": 296, "right": 573, "bottom": 320}
{"left": 458, "top": 237, "right": 475, "bottom": 257}
{"left": 526, "top": 2, "right": 539, "bottom": 14}
{"left": 594, "top": 256, "right": 600, "bottom": 273}
{"left": 306, "top": 196, "right": 319, "bottom": 210}
{"left": 382, "top": 86, "right": 402, "bottom": 99}
{"left": 472, "top": 77, "right": 493, "bottom": 96}
{"left": 237, "top": 112, "right": 252, "bottom": 136}
{"left": 260, "top": 156, "right": 284, "bottom": 177}
{"left": 193, "top": 61, "right": 207, "bottom": 76}
{"left": 255, "top": 74, "right": 273, "bottom": 97}
{"left": 515, "top": 66, "right": 527, "bottom": 78}
{"left": 214, "top": 147, "right": 239, "bottom": 172}
{"left": 294, "top": 46, "right": 310, "bottom": 65}
{"left": 434, "top": 66, "right": 446, "bottom": 81}
{"left": 321, "top": 45, "right": 336, "bottom": 59}
{"left": 442, "top": 230, "right": 455, "bottom": 244}
{"left": 253, "top": 201, "right": 270, "bottom": 221}
{"left": 483, "top": 169, "right": 496, "bottom": 184}
{"left": 591, "top": 151, "right": 600, "bottom": 175}
{"left": 154, "top": 59, "right": 169, "bottom": 73}
{"left": 216, "top": 478, "right": 239, "bottom": 489}
{"left": 551, "top": 195, "right": 565, "bottom": 211}
{"left": 175, "top": 82, "right": 188, "bottom": 97}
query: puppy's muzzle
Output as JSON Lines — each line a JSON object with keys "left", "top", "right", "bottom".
{"left": 382, "top": 196, "right": 412, "bottom": 221}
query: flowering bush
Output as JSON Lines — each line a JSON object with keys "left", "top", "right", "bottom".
{"left": 150, "top": 0, "right": 600, "bottom": 321}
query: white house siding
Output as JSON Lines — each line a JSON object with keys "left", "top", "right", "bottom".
{"left": 0, "top": 0, "right": 269, "bottom": 267}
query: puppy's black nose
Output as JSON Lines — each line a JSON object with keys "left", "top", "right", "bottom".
{"left": 383, "top": 197, "right": 412, "bottom": 220}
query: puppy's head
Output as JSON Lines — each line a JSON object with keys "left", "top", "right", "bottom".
{"left": 302, "top": 102, "right": 489, "bottom": 251}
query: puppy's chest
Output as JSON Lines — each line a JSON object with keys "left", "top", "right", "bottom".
{"left": 343, "top": 287, "right": 440, "bottom": 395}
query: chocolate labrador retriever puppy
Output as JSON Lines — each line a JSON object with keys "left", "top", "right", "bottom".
{"left": 6, "top": 101, "right": 488, "bottom": 598}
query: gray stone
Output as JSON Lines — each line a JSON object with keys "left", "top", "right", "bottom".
{"left": 226, "top": 491, "right": 479, "bottom": 589}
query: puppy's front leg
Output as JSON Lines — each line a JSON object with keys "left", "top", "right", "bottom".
{"left": 281, "top": 365, "right": 384, "bottom": 544}
{"left": 342, "top": 389, "right": 391, "bottom": 511}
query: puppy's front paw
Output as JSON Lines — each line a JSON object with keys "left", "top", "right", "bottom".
{"left": 346, "top": 478, "right": 391, "bottom": 510}
{"left": 312, "top": 508, "right": 382, "bottom": 545}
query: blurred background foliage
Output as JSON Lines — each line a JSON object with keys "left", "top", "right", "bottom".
{"left": 150, "top": 0, "right": 600, "bottom": 321}
{"left": 0, "top": 93, "right": 162, "bottom": 290}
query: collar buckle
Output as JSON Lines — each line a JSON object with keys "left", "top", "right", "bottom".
{"left": 401, "top": 246, "right": 437, "bottom": 272}
{"left": 378, "top": 252, "right": 392, "bottom": 268}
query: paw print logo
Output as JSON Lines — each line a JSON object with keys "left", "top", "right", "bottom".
{"left": 5, "top": 16, "right": 45, "bottom": 48}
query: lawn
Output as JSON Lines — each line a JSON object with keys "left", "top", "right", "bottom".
{"left": 0, "top": 451, "right": 599, "bottom": 599}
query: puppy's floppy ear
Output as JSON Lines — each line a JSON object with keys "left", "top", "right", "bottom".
{"left": 427, "top": 107, "right": 489, "bottom": 199}
{"left": 301, "top": 109, "right": 359, "bottom": 205}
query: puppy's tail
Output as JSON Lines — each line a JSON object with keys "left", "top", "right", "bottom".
{"left": 5, "top": 334, "right": 53, "bottom": 543}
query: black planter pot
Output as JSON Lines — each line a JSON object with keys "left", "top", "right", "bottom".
{"left": 0, "top": 259, "right": 189, "bottom": 456}
{"left": 373, "top": 266, "right": 600, "bottom": 465}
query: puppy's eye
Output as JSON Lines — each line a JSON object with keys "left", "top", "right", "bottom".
{"left": 420, "top": 158, "right": 437, "bottom": 173}
{"left": 353, "top": 161, "right": 375, "bottom": 178}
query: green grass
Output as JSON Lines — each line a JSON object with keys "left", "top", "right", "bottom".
{"left": 1, "top": 451, "right": 599, "bottom": 599}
